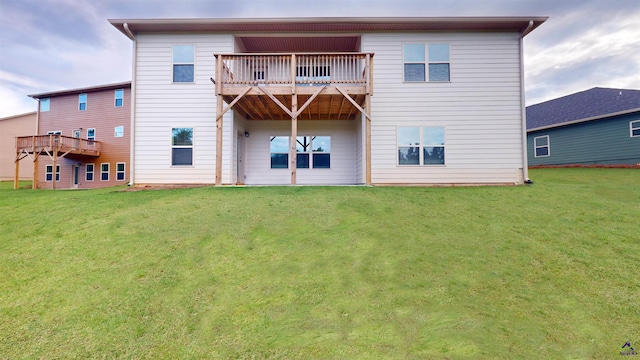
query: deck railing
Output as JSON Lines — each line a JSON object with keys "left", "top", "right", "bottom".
{"left": 217, "top": 53, "right": 372, "bottom": 88}
{"left": 16, "top": 134, "right": 100, "bottom": 155}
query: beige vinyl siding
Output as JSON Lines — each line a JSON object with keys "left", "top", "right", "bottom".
{"left": 243, "top": 120, "right": 357, "bottom": 185}
{"left": 134, "top": 33, "right": 233, "bottom": 184}
{"left": 363, "top": 32, "right": 524, "bottom": 184}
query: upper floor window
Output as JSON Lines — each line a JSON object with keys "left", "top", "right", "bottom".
{"left": 397, "top": 126, "right": 445, "bottom": 165}
{"left": 114, "top": 89, "right": 124, "bottom": 107}
{"left": 534, "top": 135, "right": 550, "bottom": 157}
{"left": 87, "top": 128, "right": 95, "bottom": 141}
{"left": 114, "top": 126, "right": 124, "bottom": 138}
{"left": 47, "top": 130, "right": 62, "bottom": 135}
{"left": 40, "top": 98, "right": 50, "bottom": 112}
{"left": 173, "top": 45, "right": 195, "bottom": 83}
{"left": 79, "top": 93, "right": 87, "bottom": 111}
{"left": 403, "top": 43, "right": 450, "bottom": 82}
{"left": 631, "top": 120, "right": 640, "bottom": 137}
{"left": 172, "top": 128, "right": 193, "bottom": 166}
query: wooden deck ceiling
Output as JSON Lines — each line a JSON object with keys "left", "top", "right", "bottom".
{"left": 222, "top": 89, "right": 367, "bottom": 121}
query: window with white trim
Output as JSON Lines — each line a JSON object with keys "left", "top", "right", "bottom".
{"left": 100, "top": 163, "right": 109, "bottom": 181}
{"left": 296, "top": 136, "right": 331, "bottom": 168}
{"left": 41, "top": 98, "right": 50, "bottom": 112}
{"left": 631, "top": 120, "right": 640, "bottom": 137}
{"left": 173, "top": 45, "right": 195, "bottom": 83}
{"left": 45, "top": 165, "right": 60, "bottom": 182}
{"left": 403, "top": 43, "right": 450, "bottom": 82}
{"left": 115, "top": 89, "right": 124, "bottom": 107}
{"left": 534, "top": 135, "right": 550, "bottom": 157}
{"left": 86, "top": 163, "right": 94, "bottom": 181}
{"left": 79, "top": 93, "right": 87, "bottom": 111}
{"left": 87, "top": 128, "right": 95, "bottom": 141}
{"left": 114, "top": 126, "right": 124, "bottom": 138}
{"left": 270, "top": 136, "right": 289, "bottom": 169}
{"left": 47, "top": 130, "right": 62, "bottom": 135}
{"left": 397, "top": 126, "right": 445, "bottom": 165}
{"left": 172, "top": 128, "right": 193, "bottom": 166}
{"left": 116, "top": 162, "right": 125, "bottom": 181}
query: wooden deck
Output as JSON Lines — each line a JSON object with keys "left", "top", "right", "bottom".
{"left": 16, "top": 134, "right": 100, "bottom": 157}
{"left": 216, "top": 53, "right": 372, "bottom": 121}
{"left": 14, "top": 134, "right": 100, "bottom": 189}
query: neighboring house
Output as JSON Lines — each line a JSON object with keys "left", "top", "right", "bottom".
{"left": 1, "top": 112, "right": 36, "bottom": 181}
{"left": 527, "top": 87, "right": 640, "bottom": 166}
{"left": 110, "top": 17, "right": 546, "bottom": 186}
{"left": 15, "top": 82, "right": 131, "bottom": 189}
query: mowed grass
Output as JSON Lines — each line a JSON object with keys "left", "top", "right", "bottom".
{"left": 1, "top": 168, "right": 638, "bottom": 359}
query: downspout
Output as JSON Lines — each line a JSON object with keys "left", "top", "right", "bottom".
{"left": 124, "top": 23, "right": 136, "bottom": 186}
{"left": 519, "top": 21, "right": 534, "bottom": 184}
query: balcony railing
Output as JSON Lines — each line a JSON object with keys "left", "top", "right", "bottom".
{"left": 16, "top": 134, "right": 100, "bottom": 156}
{"left": 217, "top": 53, "right": 372, "bottom": 89}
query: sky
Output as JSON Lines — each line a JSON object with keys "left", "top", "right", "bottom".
{"left": 1, "top": 0, "right": 639, "bottom": 118}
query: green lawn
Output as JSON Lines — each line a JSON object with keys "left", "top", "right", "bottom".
{"left": 1, "top": 168, "right": 638, "bottom": 359}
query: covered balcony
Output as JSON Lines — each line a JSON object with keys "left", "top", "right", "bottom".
{"left": 213, "top": 52, "right": 373, "bottom": 185}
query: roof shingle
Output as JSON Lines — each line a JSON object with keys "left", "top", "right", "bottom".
{"left": 526, "top": 87, "right": 640, "bottom": 130}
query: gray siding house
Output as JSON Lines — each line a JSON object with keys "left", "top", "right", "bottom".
{"left": 527, "top": 87, "right": 640, "bottom": 166}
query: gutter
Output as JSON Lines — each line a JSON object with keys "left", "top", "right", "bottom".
{"left": 125, "top": 23, "right": 137, "bottom": 186}
{"left": 519, "top": 21, "right": 534, "bottom": 184}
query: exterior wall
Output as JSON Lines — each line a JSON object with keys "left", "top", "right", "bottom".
{"left": 133, "top": 33, "right": 233, "bottom": 184}
{"left": 362, "top": 32, "right": 525, "bottom": 184}
{"left": 242, "top": 120, "right": 358, "bottom": 185}
{"left": 527, "top": 112, "right": 640, "bottom": 166}
{"left": 37, "top": 87, "right": 130, "bottom": 189}
{"left": 0, "top": 112, "right": 36, "bottom": 181}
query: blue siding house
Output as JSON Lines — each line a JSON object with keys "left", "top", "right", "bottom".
{"left": 526, "top": 87, "right": 640, "bottom": 166}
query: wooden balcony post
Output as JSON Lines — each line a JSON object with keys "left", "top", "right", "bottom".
{"left": 365, "top": 53, "right": 372, "bottom": 185}
{"left": 32, "top": 137, "right": 38, "bottom": 189}
{"left": 290, "top": 54, "right": 297, "bottom": 185}
{"left": 215, "top": 54, "right": 223, "bottom": 185}
{"left": 14, "top": 150, "right": 19, "bottom": 190}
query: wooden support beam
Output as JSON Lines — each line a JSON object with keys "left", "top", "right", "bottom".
{"left": 294, "top": 86, "right": 326, "bottom": 118}
{"left": 14, "top": 151, "right": 19, "bottom": 190}
{"left": 257, "top": 86, "right": 294, "bottom": 118}
{"left": 255, "top": 94, "right": 275, "bottom": 120}
{"left": 216, "top": 87, "right": 251, "bottom": 121}
{"left": 291, "top": 94, "right": 298, "bottom": 185}
{"left": 335, "top": 87, "right": 372, "bottom": 121}
{"left": 365, "top": 94, "right": 372, "bottom": 185}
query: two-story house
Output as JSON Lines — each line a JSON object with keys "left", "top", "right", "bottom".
{"left": 110, "top": 17, "right": 546, "bottom": 186}
{"left": 15, "top": 82, "right": 131, "bottom": 189}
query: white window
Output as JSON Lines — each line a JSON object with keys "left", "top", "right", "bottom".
{"left": 114, "top": 126, "right": 124, "bottom": 137}
{"left": 397, "top": 126, "right": 445, "bottom": 165}
{"left": 40, "top": 98, "right": 50, "bottom": 112}
{"left": 173, "top": 45, "right": 195, "bottom": 83}
{"left": 534, "top": 135, "right": 550, "bottom": 157}
{"left": 296, "top": 136, "right": 331, "bottom": 169}
{"left": 270, "top": 136, "right": 289, "bottom": 169}
{"left": 172, "top": 128, "right": 193, "bottom": 166}
{"left": 87, "top": 128, "right": 95, "bottom": 141}
{"left": 631, "top": 120, "right": 640, "bottom": 137}
{"left": 45, "top": 165, "right": 60, "bottom": 182}
{"left": 100, "top": 163, "right": 109, "bottom": 181}
{"left": 79, "top": 93, "right": 87, "bottom": 111}
{"left": 403, "top": 43, "right": 450, "bottom": 82}
{"left": 116, "top": 162, "right": 125, "bottom": 181}
{"left": 114, "top": 89, "right": 124, "bottom": 107}
{"left": 86, "top": 163, "right": 94, "bottom": 181}
{"left": 47, "top": 130, "right": 62, "bottom": 135}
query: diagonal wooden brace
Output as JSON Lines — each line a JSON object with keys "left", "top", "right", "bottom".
{"left": 257, "top": 86, "right": 294, "bottom": 118}
{"left": 335, "top": 87, "right": 372, "bottom": 121}
{"left": 216, "top": 87, "right": 252, "bottom": 121}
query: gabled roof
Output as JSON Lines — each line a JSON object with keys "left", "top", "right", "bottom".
{"left": 109, "top": 17, "right": 547, "bottom": 40}
{"left": 28, "top": 81, "right": 132, "bottom": 99}
{"left": 526, "top": 87, "right": 640, "bottom": 131}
